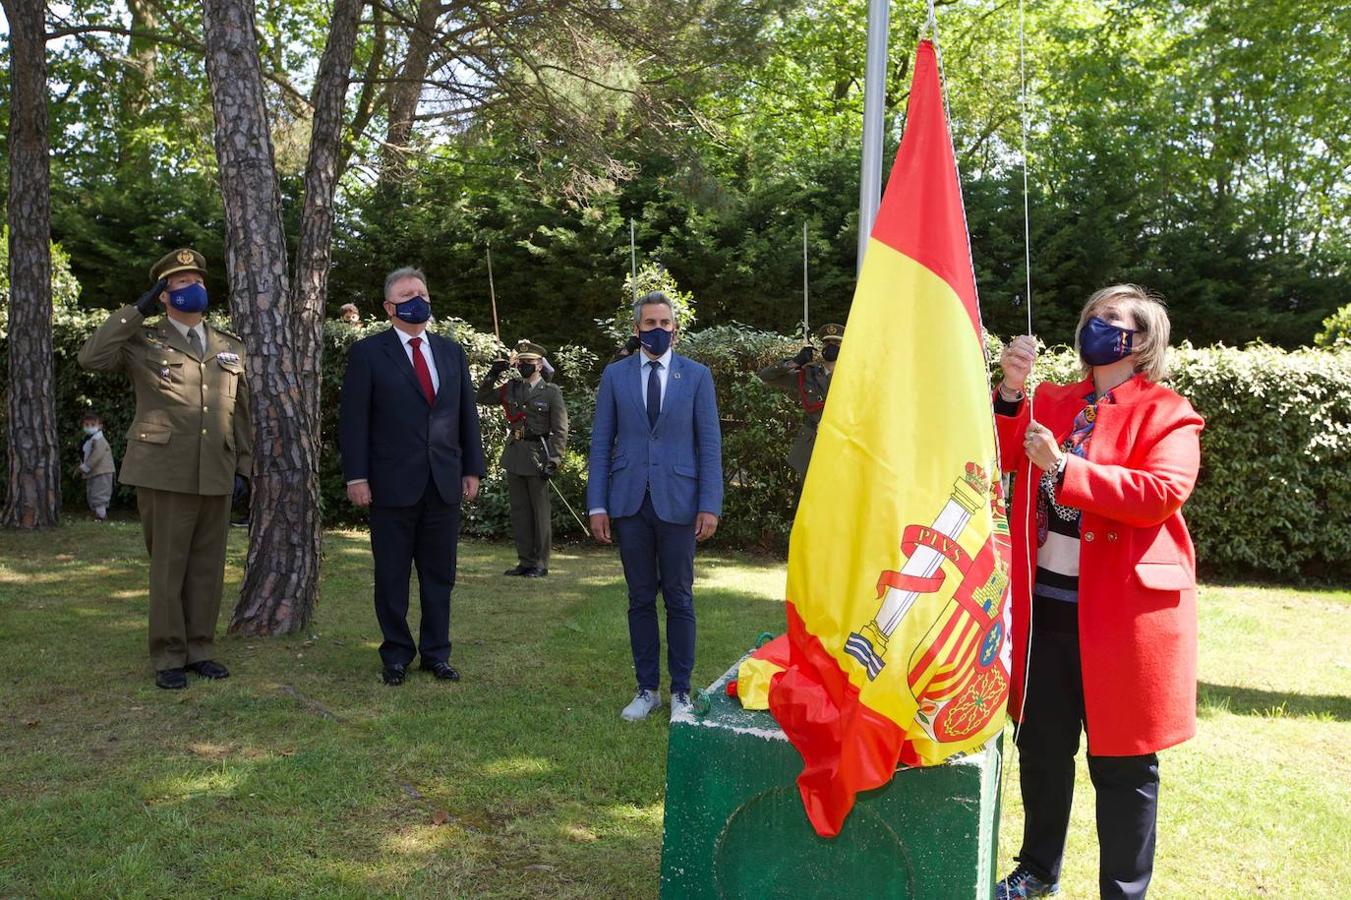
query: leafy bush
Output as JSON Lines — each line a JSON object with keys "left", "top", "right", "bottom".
{"left": 1315, "top": 303, "right": 1351, "bottom": 348}
{"left": 597, "top": 261, "right": 697, "bottom": 345}
{"left": 4, "top": 310, "right": 1349, "bottom": 580}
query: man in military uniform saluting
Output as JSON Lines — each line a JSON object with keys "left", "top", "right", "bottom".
{"left": 478, "top": 340, "right": 568, "bottom": 577}
{"left": 757, "top": 323, "right": 844, "bottom": 478}
{"left": 79, "top": 249, "right": 252, "bottom": 690}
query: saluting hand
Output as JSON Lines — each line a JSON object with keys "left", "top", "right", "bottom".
{"left": 135, "top": 278, "right": 168, "bottom": 317}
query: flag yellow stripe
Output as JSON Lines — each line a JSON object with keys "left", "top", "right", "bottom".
{"left": 787, "top": 239, "right": 1000, "bottom": 738}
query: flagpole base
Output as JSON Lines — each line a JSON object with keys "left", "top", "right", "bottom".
{"left": 661, "top": 653, "right": 1003, "bottom": 899}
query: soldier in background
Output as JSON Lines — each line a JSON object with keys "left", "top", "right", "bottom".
{"left": 609, "top": 335, "right": 642, "bottom": 365}
{"left": 79, "top": 249, "right": 252, "bottom": 690}
{"left": 478, "top": 340, "right": 569, "bottom": 577}
{"left": 756, "top": 323, "right": 844, "bottom": 478}
{"left": 338, "top": 303, "right": 360, "bottom": 325}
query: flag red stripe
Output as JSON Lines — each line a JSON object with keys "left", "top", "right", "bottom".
{"left": 769, "top": 601, "right": 908, "bottom": 837}
{"left": 867, "top": 40, "right": 981, "bottom": 342}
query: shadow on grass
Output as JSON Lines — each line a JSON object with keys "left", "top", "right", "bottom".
{"left": 1198, "top": 681, "right": 1351, "bottom": 722}
{"left": 0, "top": 521, "right": 789, "bottom": 896}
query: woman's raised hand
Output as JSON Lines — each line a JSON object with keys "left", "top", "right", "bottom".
{"left": 999, "top": 335, "right": 1038, "bottom": 394}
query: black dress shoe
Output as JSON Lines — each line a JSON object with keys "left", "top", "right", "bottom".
{"left": 521, "top": 566, "right": 548, "bottom": 578}
{"left": 382, "top": 664, "right": 407, "bottom": 686}
{"left": 503, "top": 565, "right": 531, "bottom": 576}
{"left": 419, "top": 661, "right": 461, "bottom": 681}
{"left": 186, "top": 659, "right": 230, "bottom": 679}
{"left": 155, "top": 668, "right": 188, "bottom": 690}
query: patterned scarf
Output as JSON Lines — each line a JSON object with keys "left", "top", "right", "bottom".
{"left": 1036, "top": 388, "right": 1116, "bottom": 545}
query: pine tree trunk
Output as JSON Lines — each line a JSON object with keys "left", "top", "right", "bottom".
{"left": 1, "top": 0, "right": 61, "bottom": 530}
{"left": 379, "top": 0, "right": 440, "bottom": 178}
{"left": 203, "top": 0, "right": 320, "bottom": 634}
{"left": 294, "top": 0, "right": 363, "bottom": 431}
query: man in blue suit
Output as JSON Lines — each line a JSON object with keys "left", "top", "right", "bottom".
{"left": 587, "top": 291, "right": 724, "bottom": 721}
{"left": 340, "top": 267, "right": 486, "bottom": 686}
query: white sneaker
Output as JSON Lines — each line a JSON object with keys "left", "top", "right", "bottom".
{"left": 621, "top": 688, "right": 663, "bottom": 721}
{"left": 670, "top": 691, "right": 693, "bottom": 722}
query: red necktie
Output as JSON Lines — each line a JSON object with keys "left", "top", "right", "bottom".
{"left": 409, "top": 337, "right": 436, "bottom": 404}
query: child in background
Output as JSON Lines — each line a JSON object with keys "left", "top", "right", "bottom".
{"left": 79, "top": 411, "right": 117, "bottom": 521}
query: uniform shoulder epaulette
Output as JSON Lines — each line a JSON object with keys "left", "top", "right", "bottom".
{"left": 213, "top": 326, "right": 243, "bottom": 343}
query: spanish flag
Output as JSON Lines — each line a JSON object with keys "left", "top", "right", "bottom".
{"left": 768, "top": 40, "right": 1012, "bottom": 838}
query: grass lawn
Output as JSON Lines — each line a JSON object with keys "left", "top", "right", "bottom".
{"left": 1, "top": 519, "right": 1347, "bottom": 897}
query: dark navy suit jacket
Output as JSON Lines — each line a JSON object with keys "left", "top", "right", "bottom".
{"left": 339, "top": 326, "right": 486, "bottom": 507}
{"left": 586, "top": 351, "right": 723, "bottom": 524}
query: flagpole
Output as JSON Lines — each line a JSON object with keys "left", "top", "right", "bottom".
{"left": 486, "top": 244, "right": 501, "bottom": 342}
{"left": 629, "top": 218, "right": 639, "bottom": 302}
{"left": 856, "top": 0, "right": 890, "bottom": 273}
{"left": 803, "top": 222, "right": 810, "bottom": 342}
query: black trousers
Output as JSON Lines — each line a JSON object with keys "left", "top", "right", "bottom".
{"left": 369, "top": 477, "right": 460, "bottom": 668}
{"left": 1015, "top": 602, "right": 1159, "bottom": 900}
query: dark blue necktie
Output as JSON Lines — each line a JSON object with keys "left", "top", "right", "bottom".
{"left": 646, "top": 360, "right": 662, "bottom": 428}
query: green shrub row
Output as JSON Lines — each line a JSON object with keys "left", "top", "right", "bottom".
{"left": 2, "top": 313, "right": 1348, "bottom": 580}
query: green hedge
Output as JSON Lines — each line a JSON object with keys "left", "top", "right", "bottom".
{"left": 3, "top": 313, "right": 1348, "bottom": 580}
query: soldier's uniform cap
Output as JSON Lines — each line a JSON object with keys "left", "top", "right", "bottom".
{"left": 514, "top": 340, "right": 547, "bottom": 360}
{"left": 818, "top": 323, "right": 845, "bottom": 343}
{"left": 150, "top": 248, "right": 208, "bottom": 282}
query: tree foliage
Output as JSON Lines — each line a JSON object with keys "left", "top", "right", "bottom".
{"left": 4, "top": 0, "right": 1348, "bottom": 351}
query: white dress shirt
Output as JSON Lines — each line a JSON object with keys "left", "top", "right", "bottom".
{"left": 394, "top": 325, "right": 440, "bottom": 393}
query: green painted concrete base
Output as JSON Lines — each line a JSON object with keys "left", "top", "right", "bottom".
{"left": 660, "top": 654, "right": 1002, "bottom": 899}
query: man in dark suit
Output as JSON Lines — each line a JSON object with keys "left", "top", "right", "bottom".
{"left": 339, "top": 267, "right": 486, "bottom": 685}
{"left": 587, "top": 291, "right": 723, "bottom": 721}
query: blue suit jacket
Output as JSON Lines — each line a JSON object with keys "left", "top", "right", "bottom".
{"left": 586, "top": 352, "right": 723, "bottom": 524}
{"left": 339, "top": 327, "right": 486, "bottom": 507}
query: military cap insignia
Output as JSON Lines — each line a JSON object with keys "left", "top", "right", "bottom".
{"left": 150, "top": 247, "right": 207, "bottom": 281}
{"left": 514, "top": 339, "right": 546, "bottom": 359}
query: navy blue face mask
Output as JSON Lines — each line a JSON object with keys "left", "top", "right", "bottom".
{"left": 1078, "top": 315, "right": 1135, "bottom": 366}
{"left": 168, "top": 283, "right": 209, "bottom": 314}
{"left": 822, "top": 343, "right": 840, "bottom": 362}
{"left": 638, "top": 327, "right": 673, "bottom": 357}
{"left": 390, "top": 295, "right": 431, "bottom": 325}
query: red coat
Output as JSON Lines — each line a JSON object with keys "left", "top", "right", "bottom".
{"left": 996, "top": 374, "right": 1205, "bottom": 756}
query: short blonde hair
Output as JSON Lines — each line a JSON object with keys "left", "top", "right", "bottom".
{"left": 1074, "top": 283, "right": 1172, "bottom": 382}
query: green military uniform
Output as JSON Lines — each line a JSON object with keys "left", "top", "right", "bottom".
{"left": 477, "top": 340, "right": 568, "bottom": 574}
{"left": 757, "top": 323, "right": 844, "bottom": 476}
{"left": 78, "top": 249, "right": 253, "bottom": 673}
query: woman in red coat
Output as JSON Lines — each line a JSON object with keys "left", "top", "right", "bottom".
{"left": 993, "top": 285, "right": 1204, "bottom": 900}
